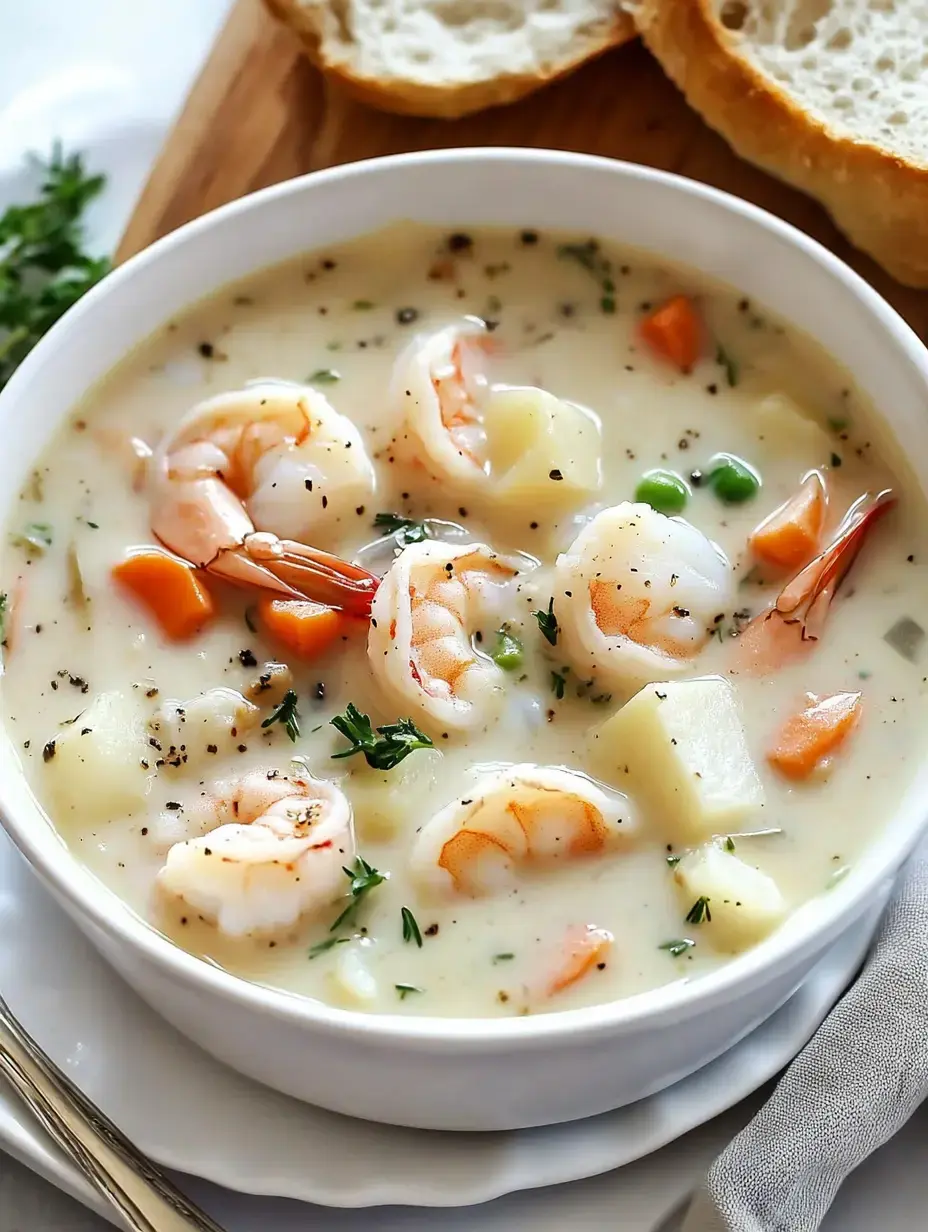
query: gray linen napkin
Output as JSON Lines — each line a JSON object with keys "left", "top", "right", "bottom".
{"left": 680, "top": 839, "right": 928, "bottom": 1232}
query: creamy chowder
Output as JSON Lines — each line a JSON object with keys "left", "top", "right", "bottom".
{"left": 3, "top": 223, "right": 927, "bottom": 1019}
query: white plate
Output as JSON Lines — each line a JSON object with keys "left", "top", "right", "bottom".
{"left": 0, "top": 828, "right": 879, "bottom": 1207}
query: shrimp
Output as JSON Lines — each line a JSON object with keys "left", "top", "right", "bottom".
{"left": 545, "top": 925, "right": 615, "bottom": 998}
{"left": 733, "top": 488, "right": 895, "bottom": 677}
{"left": 410, "top": 765, "right": 635, "bottom": 899}
{"left": 157, "top": 765, "right": 355, "bottom": 936}
{"left": 554, "top": 503, "right": 734, "bottom": 690}
{"left": 149, "top": 383, "right": 379, "bottom": 615}
{"left": 389, "top": 317, "right": 491, "bottom": 486}
{"left": 368, "top": 540, "right": 528, "bottom": 730}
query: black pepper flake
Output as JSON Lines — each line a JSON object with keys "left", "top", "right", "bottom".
{"left": 396, "top": 307, "right": 419, "bottom": 325}
{"left": 165, "top": 801, "right": 182, "bottom": 810}
{"left": 519, "top": 230, "right": 539, "bottom": 245}
{"left": 690, "top": 469, "right": 704, "bottom": 487}
{"left": 321, "top": 495, "right": 328, "bottom": 509}
{"left": 355, "top": 505, "right": 365, "bottom": 516}
{"left": 197, "top": 342, "right": 214, "bottom": 358}
{"left": 141, "top": 827, "right": 149, "bottom": 836}
{"left": 239, "top": 649, "right": 257, "bottom": 668}
{"left": 448, "top": 232, "right": 472, "bottom": 252}
{"left": 42, "top": 740, "right": 56, "bottom": 762}
{"left": 549, "top": 469, "right": 564, "bottom": 481}
{"left": 313, "top": 681, "right": 326, "bottom": 700}
{"left": 424, "top": 923, "right": 440, "bottom": 936}
{"left": 206, "top": 744, "right": 218, "bottom": 754}
{"left": 304, "top": 479, "right": 313, "bottom": 491}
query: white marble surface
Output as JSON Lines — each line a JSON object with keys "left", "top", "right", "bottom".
{"left": 0, "top": 3, "right": 925, "bottom": 1229}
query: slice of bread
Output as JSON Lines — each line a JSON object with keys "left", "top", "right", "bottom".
{"left": 628, "top": 0, "right": 928, "bottom": 287}
{"left": 263, "top": 0, "right": 635, "bottom": 119}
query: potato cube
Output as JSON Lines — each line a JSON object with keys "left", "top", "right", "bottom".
{"left": 43, "top": 690, "right": 152, "bottom": 822}
{"left": 148, "top": 687, "right": 258, "bottom": 770}
{"left": 753, "top": 392, "right": 832, "bottom": 469}
{"left": 674, "top": 843, "right": 787, "bottom": 952}
{"left": 347, "top": 748, "right": 443, "bottom": 842}
{"left": 591, "top": 677, "right": 764, "bottom": 841}
{"left": 327, "top": 945, "right": 379, "bottom": 1007}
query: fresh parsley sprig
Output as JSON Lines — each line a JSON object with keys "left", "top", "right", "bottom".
{"left": 534, "top": 598, "right": 559, "bottom": 646}
{"left": 329, "top": 856, "right": 386, "bottom": 933}
{"left": 330, "top": 702, "right": 432, "bottom": 770}
{"left": 401, "top": 905, "right": 423, "bottom": 947}
{"left": 1, "top": 146, "right": 109, "bottom": 389}
{"left": 261, "top": 689, "right": 301, "bottom": 742}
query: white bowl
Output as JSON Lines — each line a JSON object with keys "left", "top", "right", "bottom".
{"left": 1, "top": 149, "right": 926, "bottom": 1133}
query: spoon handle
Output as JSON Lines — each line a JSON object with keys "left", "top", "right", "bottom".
{"left": 0, "top": 994, "right": 226, "bottom": 1231}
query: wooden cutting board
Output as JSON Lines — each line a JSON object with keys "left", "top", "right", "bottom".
{"left": 118, "top": 0, "right": 928, "bottom": 339}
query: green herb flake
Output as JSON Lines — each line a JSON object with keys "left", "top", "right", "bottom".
{"left": 534, "top": 598, "right": 559, "bottom": 646}
{"left": 401, "top": 905, "right": 423, "bottom": 948}
{"left": 492, "top": 952, "right": 515, "bottom": 964}
{"left": 395, "top": 983, "right": 424, "bottom": 1000}
{"left": 724, "top": 836, "right": 736, "bottom": 853}
{"left": 330, "top": 702, "right": 433, "bottom": 771}
{"left": 490, "top": 627, "right": 524, "bottom": 671}
{"left": 659, "top": 938, "right": 696, "bottom": 957}
{"left": 307, "top": 368, "right": 340, "bottom": 385}
{"left": 715, "top": 343, "right": 739, "bottom": 388}
{"left": 373, "top": 511, "right": 430, "bottom": 546}
{"left": 0, "top": 591, "right": 6, "bottom": 643}
{"left": 666, "top": 855, "right": 681, "bottom": 868}
{"left": 244, "top": 606, "right": 258, "bottom": 635}
{"left": 828, "top": 416, "right": 849, "bottom": 434}
{"left": 308, "top": 935, "right": 350, "bottom": 959}
{"left": 557, "top": 240, "right": 617, "bottom": 315}
{"left": 550, "top": 669, "right": 568, "bottom": 700}
{"left": 260, "top": 689, "right": 300, "bottom": 742}
{"left": 352, "top": 300, "right": 375, "bottom": 311}
{"left": 0, "top": 146, "right": 109, "bottom": 391}
{"left": 329, "top": 856, "right": 387, "bottom": 932}
{"left": 12, "top": 522, "right": 52, "bottom": 554}
{"left": 685, "top": 896, "right": 712, "bottom": 925}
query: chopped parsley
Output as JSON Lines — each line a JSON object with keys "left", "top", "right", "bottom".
{"left": 307, "top": 368, "right": 340, "bottom": 384}
{"left": 401, "top": 905, "right": 423, "bottom": 948}
{"left": 12, "top": 522, "right": 52, "bottom": 554}
{"left": 557, "top": 239, "right": 616, "bottom": 313}
{"left": 550, "top": 669, "right": 568, "bottom": 700}
{"left": 666, "top": 854, "right": 681, "bottom": 868}
{"left": 659, "top": 938, "right": 696, "bottom": 957}
{"left": 395, "top": 983, "right": 424, "bottom": 1000}
{"left": 715, "top": 343, "right": 739, "bottom": 387}
{"left": 352, "top": 299, "right": 375, "bottom": 310}
{"left": 685, "top": 896, "right": 712, "bottom": 925}
{"left": 329, "top": 856, "right": 386, "bottom": 932}
{"left": 260, "top": 689, "right": 300, "bottom": 742}
{"left": 308, "top": 935, "right": 351, "bottom": 959}
{"left": 534, "top": 598, "right": 559, "bottom": 646}
{"left": 724, "top": 836, "right": 736, "bottom": 853}
{"left": 373, "top": 511, "right": 430, "bottom": 545}
{"left": 492, "top": 952, "right": 515, "bottom": 964}
{"left": 330, "top": 702, "right": 433, "bottom": 770}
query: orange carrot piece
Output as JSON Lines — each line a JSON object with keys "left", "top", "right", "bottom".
{"left": 113, "top": 550, "right": 215, "bottom": 640}
{"left": 767, "top": 691, "right": 862, "bottom": 781}
{"left": 639, "top": 295, "right": 703, "bottom": 372}
{"left": 750, "top": 472, "right": 827, "bottom": 571}
{"left": 546, "top": 924, "right": 614, "bottom": 997}
{"left": 258, "top": 594, "right": 352, "bottom": 659}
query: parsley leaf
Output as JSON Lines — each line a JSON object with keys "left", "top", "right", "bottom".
{"left": 659, "top": 939, "right": 696, "bottom": 957}
{"left": 307, "top": 368, "right": 340, "bottom": 385}
{"left": 260, "top": 689, "right": 300, "bottom": 742}
{"left": 550, "top": 669, "right": 568, "bottom": 700}
{"left": 534, "top": 598, "right": 559, "bottom": 646}
{"left": 401, "top": 905, "right": 423, "bottom": 947}
{"left": 330, "top": 702, "right": 432, "bottom": 770}
{"left": 685, "top": 896, "right": 712, "bottom": 925}
{"left": 373, "top": 511, "right": 430, "bottom": 545}
{"left": 395, "top": 983, "right": 424, "bottom": 1000}
{"left": 329, "top": 856, "right": 386, "bottom": 932}
{"left": 715, "top": 343, "right": 739, "bottom": 388}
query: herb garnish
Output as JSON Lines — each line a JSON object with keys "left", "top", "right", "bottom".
{"left": 308, "top": 935, "right": 351, "bottom": 959}
{"left": 666, "top": 854, "right": 681, "bottom": 868}
{"left": 724, "top": 836, "right": 736, "bottom": 853}
{"left": 550, "top": 669, "right": 568, "bottom": 700}
{"left": 493, "top": 952, "right": 515, "bottom": 964}
{"left": 330, "top": 702, "right": 433, "bottom": 770}
{"left": 0, "top": 147, "right": 109, "bottom": 390}
{"left": 557, "top": 240, "right": 616, "bottom": 314}
{"left": 685, "top": 896, "right": 712, "bottom": 925}
{"left": 715, "top": 344, "right": 739, "bottom": 388}
{"left": 0, "top": 592, "right": 7, "bottom": 644}
{"left": 329, "top": 856, "right": 386, "bottom": 932}
{"left": 490, "top": 627, "right": 524, "bottom": 671}
{"left": 395, "top": 983, "right": 424, "bottom": 1000}
{"left": 261, "top": 689, "right": 300, "bottom": 742}
{"left": 401, "top": 905, "right": 423, "bottom": 947}
{"left": 534, "top": 598, "right": 559, "bottom": 645}
{"left": 12, "top": 522, "right": 52, "bottom": 554}
{"left": 352, "top": 299, "right": 375, "bottom": 310}
{"left": 659, "top": 938, "right": 696, "bottom": 957}
{"left": 307, "top": 368, "right": 340, "bottom": 385}
{"left": 373, "top": 511, "right": 430, "bottom": 545}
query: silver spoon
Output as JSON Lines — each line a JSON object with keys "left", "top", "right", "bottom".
{"left": 0, "top": 992, "right": 226, "bottom": 1230}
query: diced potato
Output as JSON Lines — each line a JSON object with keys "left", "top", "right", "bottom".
{"left": 485, "top": 386, "right": 601, "bottom": 508}
{"left": 674, "top": 842, "right": 787, "bottom": 952}
{"left": 590, "top": 677, "right": 764, "bottom": 841}
{"left": 347, "top": 747, "right": 444, "bottom": 842}
{"left": 43, "top": 690, "right": 152, "bottom": 822}
{"left": 245, "top": 661, "right": 293, "bottom": 706}
{"left": 327, "top": 944, "right": 378, "bottom": 1007}
{"left": 148, "top": 687, "right": 258, "bottom": 770}
{"left": 753, "top": 393, "right": 833, "bottom": 469}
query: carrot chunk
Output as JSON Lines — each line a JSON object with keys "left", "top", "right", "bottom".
{"left": 112, "top": 549, "right": 215, "bottom": 640}
{"left": 258, "top": 594, "right": 352, "bottom": 659}
{"left": 546, "top": 924, "right": 614, "bottom": 997}
{"left": 639, "top": 295, "right": 703, "bottom": 372}
{"left": 767, "top": 691, "right": 862, "bottom": 781}
{"left": 750, "top": 472, "right": 827, "bottom": 571}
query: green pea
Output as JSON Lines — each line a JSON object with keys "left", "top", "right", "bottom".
{"left": 634, "top": 469, "right": 689, "bottom": 515}
{"left": 708, "top": 454, "right": 760, "bottom": 504}
{"left": 491, "top": 628, "right": 524, "bottom": 671}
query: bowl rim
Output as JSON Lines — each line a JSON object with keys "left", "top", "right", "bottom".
{"left": 2, "top": 145, "right": 926, "bottom": 1046}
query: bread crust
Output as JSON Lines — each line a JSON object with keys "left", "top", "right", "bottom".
{"left": 263, "top": 0, "right": 635, "bottom": 119}
{"left": 632, "top": 0, "right": 928, "bottom": 288}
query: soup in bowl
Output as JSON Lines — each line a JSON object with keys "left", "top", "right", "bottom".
{"left": 1, "top": 150, "right": 926, "bottom": 1130}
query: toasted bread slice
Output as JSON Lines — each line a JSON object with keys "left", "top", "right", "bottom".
{"left": 263, "top": 0, "right": 635, "bottom": 119}
{"left": 629, "top": 0, "right": 928, "bottom": 287}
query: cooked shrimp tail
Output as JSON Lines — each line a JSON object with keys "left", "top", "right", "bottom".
{"left": 734, "top": 488, "right": 895, "bottom": 675}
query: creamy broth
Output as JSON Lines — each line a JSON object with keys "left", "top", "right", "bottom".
{"left": 4, "top": 223, "right": 927, "bottom": 1018}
